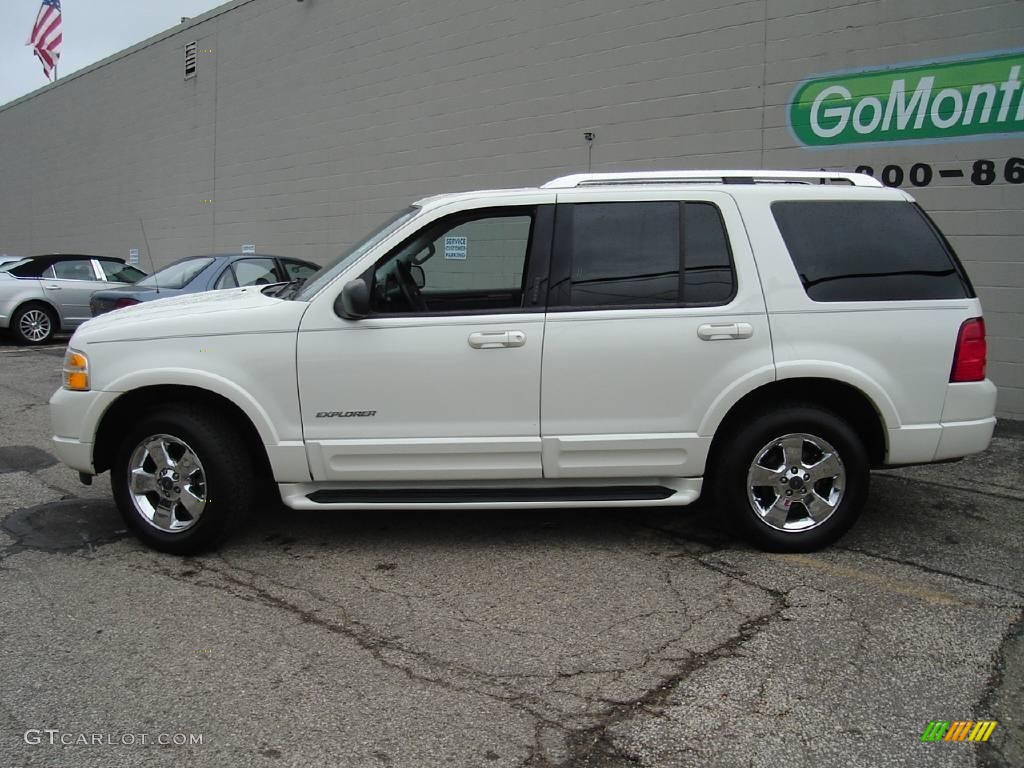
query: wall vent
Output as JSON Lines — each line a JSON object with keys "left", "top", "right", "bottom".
{"left": 184, "top": 41, "right": 198, "bottom": 79}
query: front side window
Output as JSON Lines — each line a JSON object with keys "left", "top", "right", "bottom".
{"left": 550, "top": 201, "right": 735, "bottom": 308}
{"left": 283, "top": 260, "right": 317, "bottom": 282}
{"left": 772, "top": 201, "right": 973, "bottom": 301}
{"left": 50, "top": 259, "right": 98, "bottom": 281}
{"left": 370, "top": 209, "right": 535, "bottom": 314}
{"left": 98, "top": 261, "right": 147, "bottom": 284}
{"left": 216, "top": 258, "right": 278, "bottom": 289}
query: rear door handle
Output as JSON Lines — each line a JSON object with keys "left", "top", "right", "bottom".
{"left": 468, "top": 331, "right": 526, "bottom": 349}
{"left": 697, "top": 322, "right": 753, "bottom": 341}
{"left": 44, "top": 285, "right": 62, "bottom": 291}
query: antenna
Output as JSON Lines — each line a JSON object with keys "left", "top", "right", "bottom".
{"left": 139, "top": 218, "right": 159, "bottom": 294}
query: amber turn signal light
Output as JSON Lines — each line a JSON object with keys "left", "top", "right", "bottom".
{"left": 63, "top": 349, "right": 90, "bottom": 391}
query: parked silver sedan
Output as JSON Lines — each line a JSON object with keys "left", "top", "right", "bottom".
{"left": 0, "top": 254, "right": 146, "bottom": 344}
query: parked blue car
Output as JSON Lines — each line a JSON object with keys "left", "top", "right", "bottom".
{"left": 89, "top": 253, "right": 319, "bottom": 316}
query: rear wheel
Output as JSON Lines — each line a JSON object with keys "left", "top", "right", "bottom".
{"left": 111, "top": 404, "right": 257, "bottom": 554}
{"left": 712, "top": 405, "right": 869, "bottom": 552}
{"left": 12, "top": 303, "right": 57, "bottom": 345}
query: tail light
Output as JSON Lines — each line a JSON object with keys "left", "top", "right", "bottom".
{"left": 950, "top": 318, "right": 987, "bottom": 382}
{"left": 114, "top": 298, "right": 140, "bottom": 309}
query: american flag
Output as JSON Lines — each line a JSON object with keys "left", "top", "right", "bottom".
{"left": 27, "top": 0, "right": 63, "bottom": 81}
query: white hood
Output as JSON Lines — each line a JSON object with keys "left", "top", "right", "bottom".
{"left": 73, "top": 286, "right": 307, "bottom": 344}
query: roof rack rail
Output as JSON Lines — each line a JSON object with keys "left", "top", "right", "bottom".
{"left": 541, "top": 170, "right": 883, "bottom": 189}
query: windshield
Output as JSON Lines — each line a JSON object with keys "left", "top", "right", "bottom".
{"left": 137, "top": 257, "right": 215, "bottom": 290}
{"left": 295, "top": 207, "right": 420, "bottom": 301}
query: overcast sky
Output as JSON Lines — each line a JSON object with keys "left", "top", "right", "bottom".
{"left": 1, "top": 0, "right": 229, "bottom": 106}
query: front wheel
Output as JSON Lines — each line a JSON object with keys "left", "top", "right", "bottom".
{"left": 712, "top": 405, "right": 869, "bottom": 552}
{"left": 111, "top": 405, "right": 257, "bottom": 554}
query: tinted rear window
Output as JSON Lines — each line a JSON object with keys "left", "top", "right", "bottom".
{"left": 566, "top": 201, "right": 680, "bottom": 306}
{"left": 682, "top": 202, "right": 735, "bottom": 304}
{"left": 771, "top": 201, "right": 971, "bottom": 301}
{"left": 550, "top": 201, "right": 736, "bottom": 308}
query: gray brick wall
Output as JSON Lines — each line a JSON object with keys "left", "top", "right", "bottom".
{"left": 1, "top": 0, "right": 1022, "bottom": 416}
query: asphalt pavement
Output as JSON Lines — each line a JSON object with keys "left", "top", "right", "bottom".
{"left": 0, "top": 337, "right": 1021, "bottom": 768}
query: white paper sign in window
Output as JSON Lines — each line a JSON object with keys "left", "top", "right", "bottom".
{"left": 444, "top": 236, "right": 468, "bottom": 260}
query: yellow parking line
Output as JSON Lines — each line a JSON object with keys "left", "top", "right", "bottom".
{"left": 772, "top": 554, "right": 967, "bottom": 606}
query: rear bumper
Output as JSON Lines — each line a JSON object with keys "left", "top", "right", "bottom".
{"left": 933, "top": 416, "right": 996, "bottom": 461}
{"left": 940, "top": 380, "right": 998, "bottom": 423}
{"left": 935, "top": 380, "right": 998, "bottom": 460}
{"left": 886, "top": 380, "right": 997, "bottom": 464}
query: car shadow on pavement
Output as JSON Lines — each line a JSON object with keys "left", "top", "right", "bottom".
{"left": 0, "top": 334, "right": 69, "bottom": 355}
{"left": 5, "top": 414, "right": 1020, "bottom": 569}
{"left": 1, "top": 493, "right": 739, "bottom": 560}
{"left": 242, "top": 499, "right": 737, "bottom": 555}
{"left": 0, "top": 465, "right": 1006, "bottom": 562}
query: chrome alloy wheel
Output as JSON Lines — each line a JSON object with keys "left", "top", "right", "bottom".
{"left": 127, "top": 434, "right": 208, "bottom": 533}
{"left": 745, "top": 432, "right": 846, "bottom": 532}
{"left": 18, "top": 309, "right": 51, "bottom": 342}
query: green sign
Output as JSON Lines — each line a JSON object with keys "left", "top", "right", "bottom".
{"left": 790, "top": 51, "right": 1024, "bottom": 146}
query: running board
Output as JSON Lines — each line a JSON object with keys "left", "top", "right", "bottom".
{"left": 278, "top": 479, "right": 702, "bottom": 511}
{"left": 306, "top": 485, "right": 674, "bottom": 505}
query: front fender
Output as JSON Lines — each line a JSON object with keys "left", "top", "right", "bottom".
{"left": 102, "top": 368, "right": 282, "bottom": 444}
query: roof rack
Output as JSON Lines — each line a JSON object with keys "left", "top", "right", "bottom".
{"left": 541, "top": 170, "right": 883, "bottom": 189}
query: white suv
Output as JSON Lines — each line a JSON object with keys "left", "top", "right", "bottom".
{"left": 49, "top": 170, "right": 997, "bottom": 554}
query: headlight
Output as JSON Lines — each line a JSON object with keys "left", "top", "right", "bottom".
{"left": 62, "top": 348, "right": 90, "bottom": 391}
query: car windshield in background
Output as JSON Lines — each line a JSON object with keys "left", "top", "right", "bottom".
{"left": 137, "top": 257, "right": 215, "bottom": 290}
{"left": 295, "top": 207, "right": 420, "bottom": 301}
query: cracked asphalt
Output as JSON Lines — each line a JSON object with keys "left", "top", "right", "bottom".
{"left": 0, "top": 339, "right": 1021, "bottom": 768}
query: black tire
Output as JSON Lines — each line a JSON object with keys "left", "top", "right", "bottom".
{"left": 711, "top": 404, "right": 869, "bottom": 552}
{"left": 111, "top": 404, "right": 257, "bottom": 554}
{"left": 11, "top": 302, "right": 57, "bottom": 345}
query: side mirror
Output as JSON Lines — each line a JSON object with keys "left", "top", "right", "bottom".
{"left": 334, "top": 278, "right": 370, "bottom": 320}
{"left": 410, "top": 264, "right": 426, "bottom": 289}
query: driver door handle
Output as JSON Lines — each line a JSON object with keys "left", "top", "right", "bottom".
{"left": 468, "top": 331, "right": 526, "bottom": 349}
{"left": 697, "top": 322, "right": 753, "bottom": 341}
